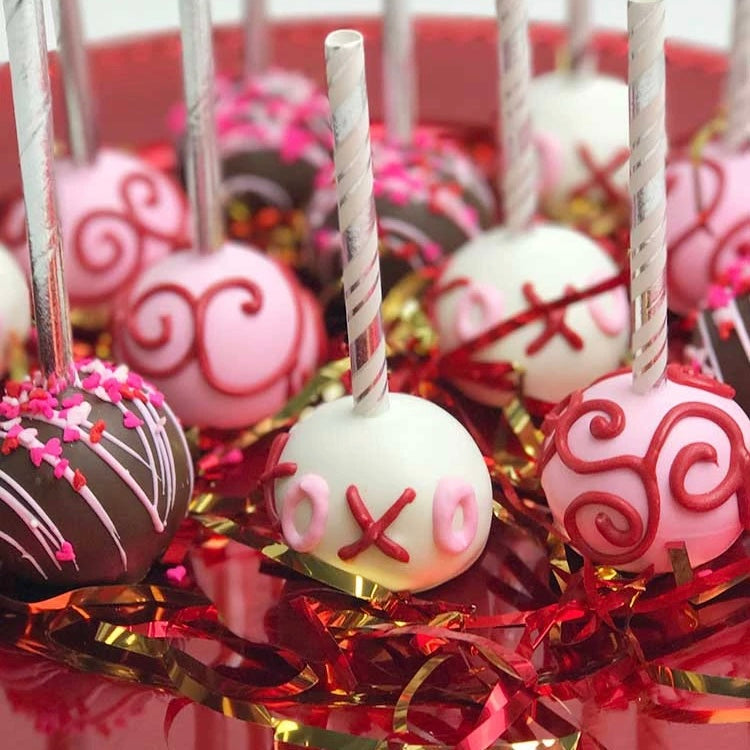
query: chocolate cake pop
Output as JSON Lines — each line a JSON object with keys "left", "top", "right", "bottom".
{"left": 0, "top": 246, "right": 31, "bottom": 376}
{"left": 306, "top": 0, "right": 495, "bottom": 284}
{"left": 0, "top": 0, "right": 188, "bottom": 322}
{"left": 431, "top": 0, "right": 629, "bottom": 408}
{"left": 530, "top": 0, "right": 629, "bottom": 211}
{"left": 665, "top": 0, "right": 750, "bottom": 315}
{"left": 688, "top": 267, "right": 750, "bottom": 414}
{"left": 0, "top": 0, "right": 193, "bottom": 588}
{"left": 168, "top": 0, "right": 333, "bottom": 250}
{"left": 270, "top": 30, "right": 493, "bottom": 593}
{"left": 115, "top": 0, "right": 323, "bottom": 430}
{"left": 542, "top": 0, "right": 750, "bottom": 575}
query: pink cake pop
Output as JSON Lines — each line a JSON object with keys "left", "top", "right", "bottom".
{"left": 665, "top": 0, "right": 750, "bottom": 315}
{"left": 306, "top": 0, "right": 495, "bottom": 284}
{"left": 541, "top": 0, "right": 750, "bottom": 575}
{"left": 115, "top": 0, "right": 323, "bottom": 431}
{"left": 0, "top": 0, "right": 188, "bottom": 321}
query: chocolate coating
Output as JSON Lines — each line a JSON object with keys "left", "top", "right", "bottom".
{"left": 0, "top": 360, "right": 193, "bottom": 589}
{"left": 694, "top": 295, "right": 750, "bottom": 415}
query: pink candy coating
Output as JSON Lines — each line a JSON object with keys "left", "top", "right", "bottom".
{"left": 0, "top": 148, "right": 188, "bottom": 315}
{"left": 113, "top": 241, "right": 323, "bottom": 430}
{"left": 666, "top": 144, "right": 750, "bottom": 315}
{"left": 541, "top": 368, "right": 750, "bottom": 573}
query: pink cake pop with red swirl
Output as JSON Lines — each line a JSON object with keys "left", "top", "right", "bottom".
{"left": 114, "top": 0, "right": 323, "bottom": 431}
{"left": 541, "top": 0, "right": 750, "bottom": 575}
{"left": 665, "top": 0, "right": 750, "bottom": 315}
{"left": 0, "top": 0, "right": 188, "bottom": 323}
{"left": 306, "top": 0, "right": 495, "bottom": 285}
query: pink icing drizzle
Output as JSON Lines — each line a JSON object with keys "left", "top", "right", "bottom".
{"left": 432, "top": 478, "right": 479, "bottom": 555}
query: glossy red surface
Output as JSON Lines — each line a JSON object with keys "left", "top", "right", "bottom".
{"left": 0, "top": 16, "right": 742, "bottom": 750}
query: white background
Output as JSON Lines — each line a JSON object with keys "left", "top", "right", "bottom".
{"left": 0, "top": 1, "right": 735, "bottom": 60}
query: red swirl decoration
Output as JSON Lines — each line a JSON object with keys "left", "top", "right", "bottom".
{"left": 119, "top": 274, "right": 305, "bottom": 398}
{"left": 666, "top": 156, "right": 750, "bottom": 306}
{"left": 69, "top": 171, "right": 188, "bottom": 305}
{"left": 541, "top": 365, "right": 750, "bottom": 566}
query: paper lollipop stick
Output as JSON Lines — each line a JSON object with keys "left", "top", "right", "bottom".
{"left": 567, "top": 0, "right": 592, "bottom": 74}
{"left": 243, "top": 0, "right": 269, "bottom": 80}
{"left": 178, "top": 0, "right": 223, "bottom": 255}
{"left": 495, "top": 0, "right": 536, "bottom": 232}
{"left": 52, "top": 0, "right": 97, "bottom": 165}
{"left": 725, "top": 0, "right": 750, "bottom": 150}
{"left": 5, "top": 0, "right": 73, "bottom": 381}
{"left": 325, "top": 29, "right": 390, "bottom": 416}
{"left": 383, "top": 0, "right": 416, "bottom": 145}
{"left": 628, "top": 0, "right": 668, "bottom": 394}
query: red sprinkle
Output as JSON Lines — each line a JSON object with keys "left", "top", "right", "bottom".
{"left": 72, "top": 470, "right": 87, "bottom": 491}
{"left": 89, "top": 420, "right": 106, "bottom": 443}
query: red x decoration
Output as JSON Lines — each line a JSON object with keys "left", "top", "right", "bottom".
{"left": 572, "top": 145, "right": 630, "bottom": 204}
{"left": 522, "top": 283, "right": 584, "bottom": 356}
{"left": 259, "top": 432, "right": 297, "bottom": 523}
{"left": 338, "top": 485, "right": 416, "bottom": 563}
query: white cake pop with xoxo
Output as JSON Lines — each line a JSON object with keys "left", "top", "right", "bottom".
{"left": 268, "top": 30, "right": 493, "bottom": 593}
{"left": 432, "top": 0, "right": 629, "bottom": 409}
{"left": 542, "top": 0, "right": 750, "bottom": 575}
{"left": 114, "top": 0, "right": 322, "bottom": 431}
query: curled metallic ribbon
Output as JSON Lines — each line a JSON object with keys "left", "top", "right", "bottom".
{"left": 325, "top": 30, "right": 390, "bottom": 416}
{"left": 496, "top": 0, "right": 536, "bottom": 232}
{"left": 628, "top": 0, "right": 668, "bottom": 393}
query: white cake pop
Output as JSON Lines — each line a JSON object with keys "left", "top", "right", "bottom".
{"left": 433, "top": 224, "right": 629, "bottom": 406}
{"left": 530, "top": 72, "right": 629, "bottom": 208}
{"left": 268, "top": 394, "right": 493, "bottom": 592}
{"left": 0, "top": 245, "right": 31, "bottom": 375}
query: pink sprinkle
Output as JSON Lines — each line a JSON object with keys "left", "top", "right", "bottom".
{"left": 63, "top": 427, "right": 80, "bottom": 443}
{"left": 224, "top": 449, "right": 243, "bottom": 465}
{"left": 55, "top": 541, "right": 76, "bottom": 562}
{"left": 82, "top": 372, "right": 101, "bottom": 390}
{"left": 707, "top": 285, "right": 731, "bottom": 310}
{"left": 54, "top": 459, "right": 69, "bottom": 478}
{"left": 166, "top": 565, "right": 187, "bottom": 584}
{"left": 62, "top": 394, "right": 84, "bottom": 408}
{"left": 123, "top": 411, "right": 144, "bottom": 429}
{"left": 126, "top": 372, "right": 144, "bottom": 388}
{"left": 6, "top": 424, "right": 22, "bottom": 439}
{"left": 0, "top": 403, "right": 20, "bottom": 419}
{"left": 149, "top": 390, "right": 165, "bottom": 408}
{"left": 422, "top": 242, "right": 443, "bottom": 265}
{"left": 45, "top": 438, "right": 62, "bottom": 457}
{"left": 29, "top": 447, "right": 44, "bottom": 467}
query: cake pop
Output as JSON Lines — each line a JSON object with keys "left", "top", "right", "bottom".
{"left": 541, "top": 0, "right": 750, "bottom": 575}
{"left": 0, "top": 0, "right": 193, "bottom": 588}
{"left": 0, "top": 246, "right": 31, "bottom": 376}
{"left": 665, "top": 0, "right": 750, "bottom": 315}
{"left": 168, "top": 0, "right": 333, "bottom": 251}
{"left": 270, "top": 30, "right": 493, "bottom": 593}
{"left": 431, "top": 0, "right": 629, "bottom": 409}
{"left": 0, "top": 0, "right": 188, "bottom": 322}
{"left": 688, "top": 266, "right": 750, "bottom": 414}
{"left": 530, "top": 0, "right": 629, "bottom": 211}
{"left": 115, "top": 0, "right": 323, "bottom": 430}
{"left": 306, "top": 0, "right": 495, "bottom": 284}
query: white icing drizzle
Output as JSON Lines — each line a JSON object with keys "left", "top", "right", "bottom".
{"left": 697, "top": 313, "right": 724, "bottom": 381}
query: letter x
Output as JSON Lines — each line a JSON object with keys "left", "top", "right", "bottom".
{"left": 572, "top": 145, "right": 630, "bottom": 204}
{"left": 522, "top": 283, "right": 584, "bottom": 356}
{"left": 338, "top": 486, "right": 416, "bottom": 563}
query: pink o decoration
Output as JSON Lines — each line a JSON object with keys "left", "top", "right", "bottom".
{"left": 280, "top": 474, "right": 329, "bottom": 553}
{"left": 432, "top": 478, "right": 479, "bottom": 555}
{"left": 455, "top": 282, "right": 504, "bottom": 344}
{"left": 586, "top": 271, "right": 629, "bottom": 337}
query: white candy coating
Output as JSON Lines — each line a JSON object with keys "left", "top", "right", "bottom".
{"left": 530, "top": 72, "right": 629, "bottom": 206}
{"left": 274, "top": 393, "right": 493, "bottom": 592}
{"left": 433, "top": 224, "right": 629, "bottom": 405}
{"left": 0, "top": 245, "right": 31, "bottom": 374}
